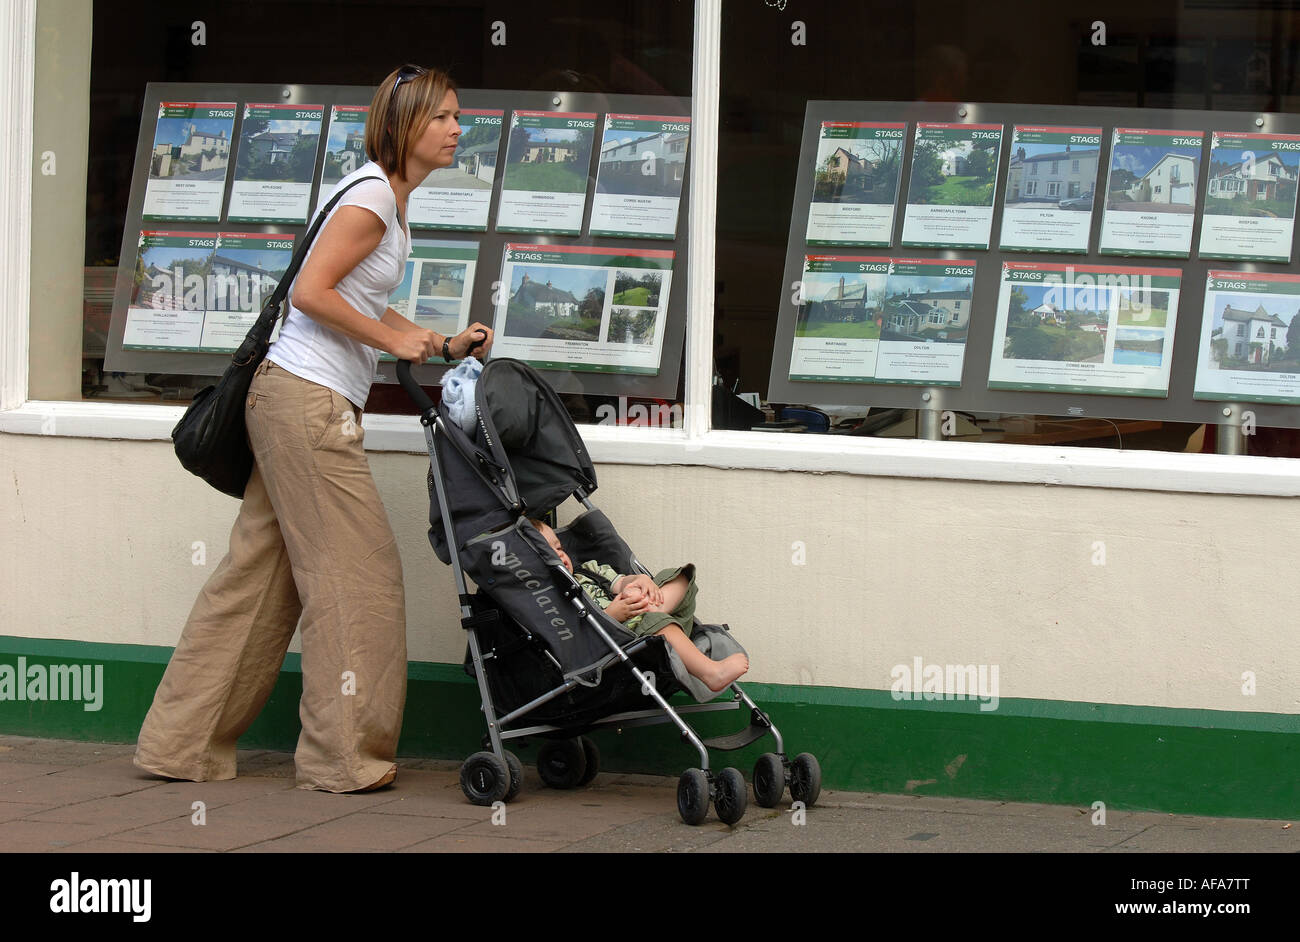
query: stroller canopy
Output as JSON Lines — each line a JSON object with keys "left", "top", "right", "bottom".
{"left": 427, "top": 358, "right": 599, "bottom": 565}
{"left": 476, "top": 359, "right": 597, "bottom": 512}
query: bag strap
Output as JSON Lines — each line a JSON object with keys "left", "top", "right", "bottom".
{"left": 271, "top": 174, "right": 391, "bottom": 326}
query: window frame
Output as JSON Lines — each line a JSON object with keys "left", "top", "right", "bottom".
{"left": 3, "top": 0, "right": 1300, "bottom": 499}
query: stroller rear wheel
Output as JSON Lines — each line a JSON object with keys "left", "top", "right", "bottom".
{"left": 576, "top": 735, "right": 601, "bottom": 787}
{"left": 503, "top": 750, "right": 524, "bottom": 802}
{"left": 460, "top": 751, "right": 511, "bottom": 806}
{"left": 537, "top": 738, "right": 588, "bottom": 789}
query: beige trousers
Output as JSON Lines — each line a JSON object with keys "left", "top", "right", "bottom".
{"left": 135, "top": 360, "right": 407, "bottom": 792}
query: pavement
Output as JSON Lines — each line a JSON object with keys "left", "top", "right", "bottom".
{"left": 1, "top": 734, "right": 1295, "bottom": 853}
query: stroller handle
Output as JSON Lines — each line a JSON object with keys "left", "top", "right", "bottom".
{"left": 395, "top": 330, "right": 488, "bottom": 417}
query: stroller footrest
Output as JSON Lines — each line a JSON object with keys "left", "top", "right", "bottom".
{"left": 700, "top": 721, "right": 769, "bottom": 752}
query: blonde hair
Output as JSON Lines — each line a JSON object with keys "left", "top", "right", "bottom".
{"left": 365, "top": 65, "right": 459, "bottom": 181}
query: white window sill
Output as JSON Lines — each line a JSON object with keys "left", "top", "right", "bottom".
{"left": 3, "top": 399, "right": 1299, "bottom": 497}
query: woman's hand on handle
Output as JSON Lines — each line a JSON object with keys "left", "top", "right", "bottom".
{"left": 450, "top": 323, "right": 494, "bottom": 359}
{"left": 389, "top": 328, "right": 440, "bottom": 365}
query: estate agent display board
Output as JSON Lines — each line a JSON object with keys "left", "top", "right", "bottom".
{"left": 768, "top": 101, "right": 1300, "bottom": 430}
{"left": 104, "top": 83, "right": 692, "bottom": 400}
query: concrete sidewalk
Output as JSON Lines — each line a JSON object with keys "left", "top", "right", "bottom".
{"left": 0, "top": 735, "right": 1294, "bottom": 853}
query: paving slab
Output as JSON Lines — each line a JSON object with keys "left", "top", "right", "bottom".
{"left": 234, "top": 811, "right": 470, "bottom": 852}
{"left": 0, "top": 736, "right": 1293, "bottom": 854}
{"left": 398, "top": 831, "right": 569, "bottom": 853}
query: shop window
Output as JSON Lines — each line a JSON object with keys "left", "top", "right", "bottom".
{"left": 716, "top": 0, "right": 1300, "bottom": 457}
{"left": 61, "top": 0, "right": 694, "bottom": 427}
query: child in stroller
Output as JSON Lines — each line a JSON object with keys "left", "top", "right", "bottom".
{"left": 529, "top": 519, "right": 750, "bottom": 692}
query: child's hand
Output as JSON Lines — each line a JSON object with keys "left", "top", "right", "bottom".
{"left": 605, "top": 593, "right": 649, "bottom": 623}
{"left": 623, "top": 574, "right": 662, "bottom": 606}
{"left": 619, "top": 583, "right": 647, "bottom": 604}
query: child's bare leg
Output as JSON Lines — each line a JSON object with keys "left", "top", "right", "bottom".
{"left": 644, "top": 574, "right": 688, "bottom": 613}
{"left": 655, "top": 622, "right": 748, "bottom": 692}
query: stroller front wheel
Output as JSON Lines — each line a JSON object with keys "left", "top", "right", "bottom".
{"left": 789, "top": 752, "right": 822, "bottom": 808}
{"left": 460, "top": 751, "right": 511, "bottom": 806}
{"left": 752, "top": 752, "right": 786, "bottom": 808}
{"left": 677, "top": 768, "right": 709, "bottom": 826}
{"left": 714, "top": 767, "right": 748, "bottom": 826}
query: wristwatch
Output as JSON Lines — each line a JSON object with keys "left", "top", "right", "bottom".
{"left": 442, "top": 336, "right": 453, "bottom": 363}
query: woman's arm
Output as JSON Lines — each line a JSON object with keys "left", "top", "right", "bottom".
{"left": 290, "top": 205, "right": 438, "bottom": 364}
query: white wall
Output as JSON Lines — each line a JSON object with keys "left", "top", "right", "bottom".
{"left": 3, "top": 433, "right": 1297, "bottom": 716}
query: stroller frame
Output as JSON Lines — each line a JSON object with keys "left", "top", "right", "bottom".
{"left": 400, "top": 358, "right": 819, "bottom": 825}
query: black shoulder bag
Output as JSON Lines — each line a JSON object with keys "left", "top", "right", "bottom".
{"left": 171, "top": 175, "right": 388, "bottom": 499}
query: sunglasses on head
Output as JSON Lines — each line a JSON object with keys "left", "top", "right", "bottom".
{"left": 387, "top": 64, "right": 427, "bottom": 119}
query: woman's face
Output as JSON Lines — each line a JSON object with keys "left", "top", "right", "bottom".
{"left": 412, "top": 89, "right": 462, "bottom": 171}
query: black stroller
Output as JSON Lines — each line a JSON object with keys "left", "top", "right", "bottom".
{"left": 397, "top": 357, "right": 821, "bottom": 825}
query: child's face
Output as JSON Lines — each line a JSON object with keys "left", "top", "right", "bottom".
{"left": 536, "top": 522, "right": 573, "bottom": 572}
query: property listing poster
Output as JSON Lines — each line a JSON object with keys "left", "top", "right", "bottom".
{"left": 492, "top": 243, "right": 672, "bottom": 374}
{"left": 874, "top": 257, "right": 977, "bottom": 386}
{"left": 1198, "top": 131, "right": 1300, "bottom": 263}
{"left": 198, "top": 232, "right": 296, "bottom": 352}
{"left": 314, "top": 105, "right": 369, "bottom": 216}
{"left": 998, "top": 125, "right": 1103, "bottom": 254}
{"left": 804, "top": 121, "right": 906, "bottom": 247}
{"left": 378, "top": 240, "right": 479, "bottom": 363}
{"left": 787, "top": 255, "right": 891, "bottom": 382}
{"left": 227, "top": 103, "right": 324, "bottom": 224}
{"left": 410, "top": 109, "right": 505, "bottom": 231}
{"left": 988, "top": 261, "right": 1182, "bottom": 397}
{"left": 496, "top": 111, "right": 597, "bottom": 235}
{"left": 1194, "top": 270, "right": 1300, "bottom": 404}
{"left": 122, "top": 231, "right": 216, "bottom": 351}
{"left": 1099, "top": 128, "right": 1204, "bottom": 258}
{"left": 901, "top": 123, "right": 1003, "bottom": 250}
{"left": 590, "top": 114, "right": 691, "bottom": 239}
{"left": 141, "top": 102, "right": 236, "bottom": 222}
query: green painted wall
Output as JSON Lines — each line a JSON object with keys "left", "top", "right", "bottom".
{"left": 1, "top": 636, "right": 1296, "bottom": 819}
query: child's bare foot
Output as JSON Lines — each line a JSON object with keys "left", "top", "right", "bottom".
{"left": 703, "top": 653, "right": 749, "bottom": 692}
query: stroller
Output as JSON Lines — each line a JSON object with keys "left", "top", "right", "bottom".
{"left": 397, "top": 357, "right": 821, "bottom": 825}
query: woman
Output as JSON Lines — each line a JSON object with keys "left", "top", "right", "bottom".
{"left": 135, "top": 65, "right": 491, "bottom": 793}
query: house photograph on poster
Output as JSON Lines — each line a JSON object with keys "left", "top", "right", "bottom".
{"left": 1107, "top": 146, "right": 1199, "bottom": 213}
{"left": 149, "top": 119, "right": 231, "bottom": 181}
{"left": 907, "top": 137, "right": 998, "bottom": 206}
{"left": 879, "top": 278, "right": 974, "bottom": 343}
{"left": 1204, "top": 148, "right": 1300, "bottom": 218}
{"left": 1002, "top": 283, "right": 1110, "bottom": 362}
{"left": 794, "top": 271, "right": 887, "bottom": 339}
{"left": 504, "top": 265, "right": 606, "bottom": 341}
{"left": 236, "top": 119, "right": 320, "bottom": 184}
{"left": 321, "top": 118, "right": 366, "bottom": 185}
{"left": 1005, "top": 142, "right": 1100, "bottom": 210}
{"left": 1208, "top": 294, "right": 1300, "bottom": 370}
{"left": 597, "top": 129, "right": 688, "bottom": 197}
{"left": 811, "top": 136, "right": 902, "bottom": 205}
{"left": 503, "top": 126, "right": 590, "bottom": 193}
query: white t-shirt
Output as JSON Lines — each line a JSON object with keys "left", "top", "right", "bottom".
{"left": 267, "top": 160, "right": 411, "bottom": 409}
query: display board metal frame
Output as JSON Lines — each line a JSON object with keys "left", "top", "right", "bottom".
{"left": 767, "top": 100, "right": 1300, "bottom": 430}
{"left": 104, "top": 82, "right": 692, "bottom": 399}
